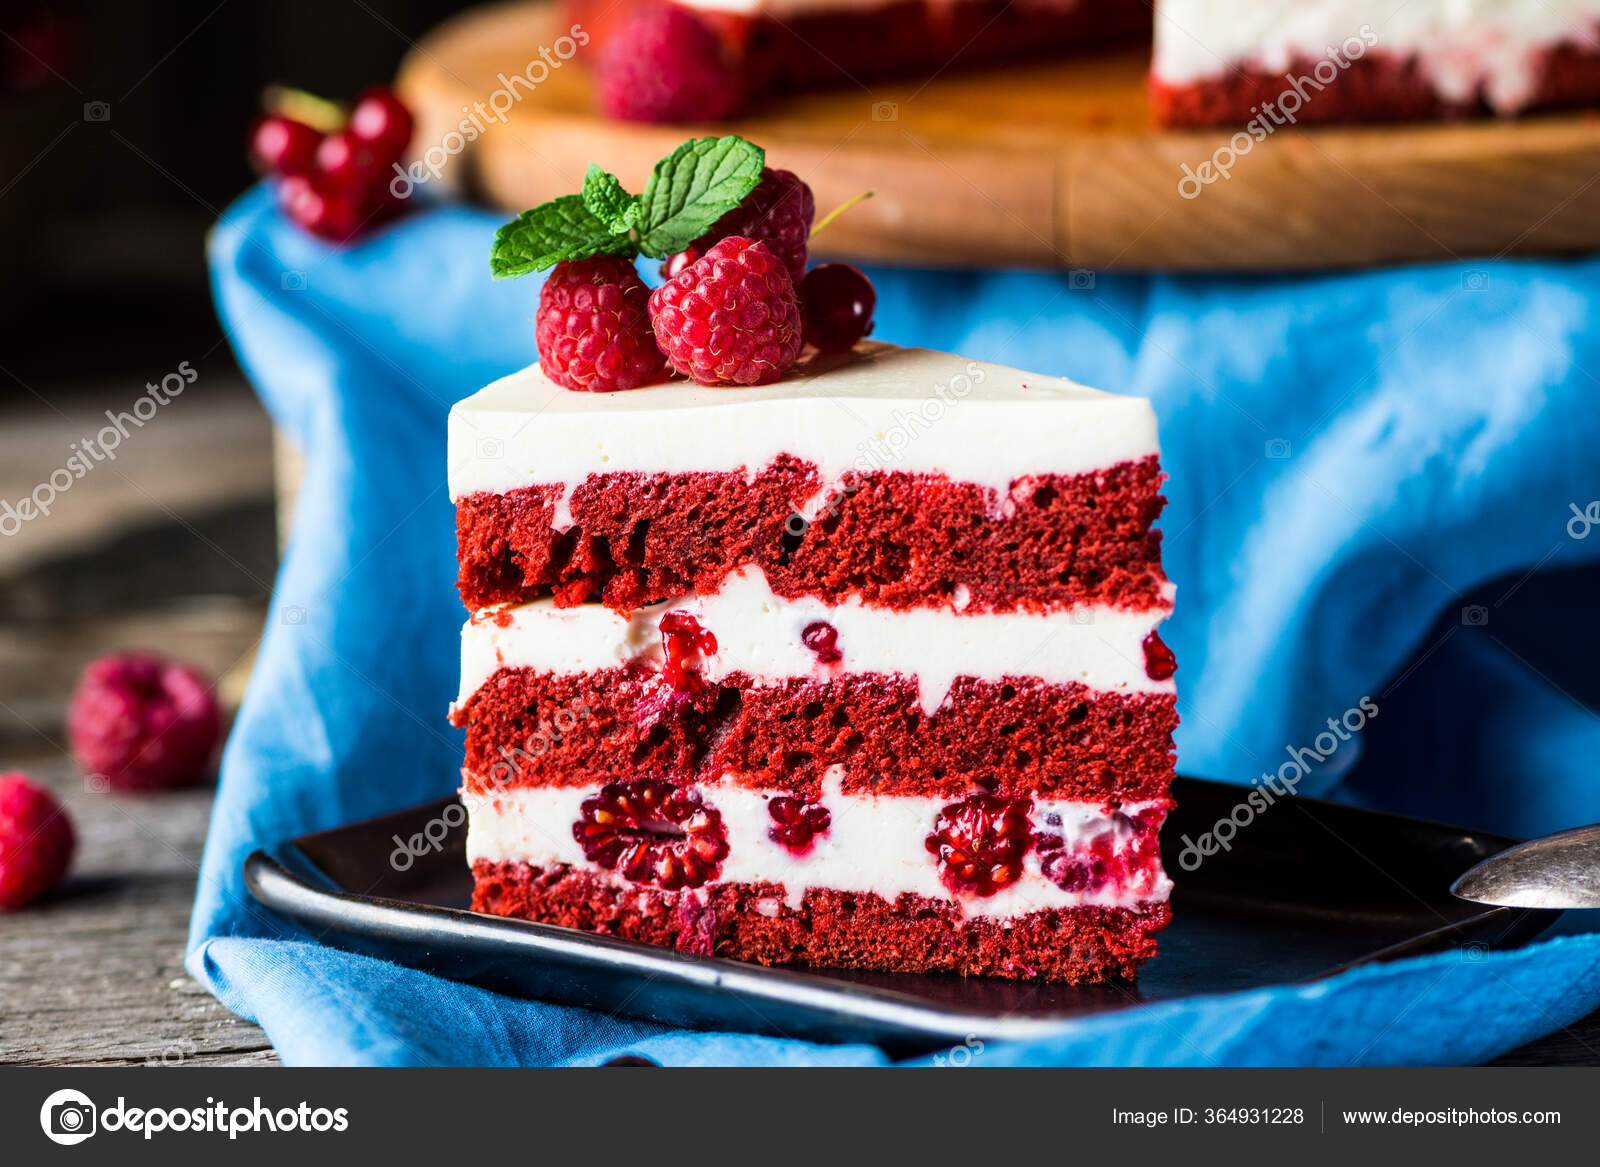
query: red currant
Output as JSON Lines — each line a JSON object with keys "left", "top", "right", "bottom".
{"left": 249, "top": 114, "right": 321, "bottom": 178}
{"left": 347, "top": 86, "right": 414, "bottom": 161}
{"left": 279, "top": 174, "right": 367, "bottom": 242}
{"left": 659, "top": 248, "right": 700, "bottom": 281}
{"left": 800, "top": 263, "right": 876, "bottom": 353}
{"left": 315, "top": 129, "right": 385, "bottom": 183}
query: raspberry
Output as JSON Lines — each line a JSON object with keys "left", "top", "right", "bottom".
{"left": 1142, "top": 631, "right": 1177, "bottom": 681}
{"left": 767, "top": 795, "right": 831, "bottom": 853}
{"left": 925, "top": 793, "right": 1033, "bottom": 897}
{"left": 659, "top": 610, "right": 717, "bottom": 692}
{"left": 690, "top": 168, "right": 815, "bottom": 284}
{"left": 800, "top": 620, "right": 842, "bottom": 664}
{"left": 66, "top": 653, "right": 221, "bottom": 792}
{"left": 596, "top": 7, "right": 742, "bottom": 124}
{"left": 536, "top": 256, "right": 666, "bottom": 393}
{"left": 0, "top": 773, "right": 76, "bottom": 910}
{"left": 573, "top": 779, "right": 729, "bottom": 890}
{"left": 1035, "top": 808, "right": 1165, "bottom": 895}
{"left": 648, "top": 237, "right": 802, "bottom": 386}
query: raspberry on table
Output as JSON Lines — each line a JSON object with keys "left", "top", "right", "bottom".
{"left": 690, "top": 168, "right": 815, "bottom": 284}
{"left": 648, "top": 236, "right": 803, "bottom": 387}
{"left": 536, "top": 256, "right": 667, "bottom": 393}
{"left": 596, "top": 7, "right": 742, "bottom": 125}
{"left": 0, "top": 773, "right": 76, "bottom": 910}
{"left": 66, "top": 653, "right": 221, "bottom": 792}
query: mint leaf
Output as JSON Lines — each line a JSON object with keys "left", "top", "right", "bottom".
{"left": 637, "top": 136, "right": 765, "bottom": 259}
{"left": 581, "top": 164, "right": 641, "bottom": 235}
{"left": 490, "top": 194, "right": 634, "bottom": 278}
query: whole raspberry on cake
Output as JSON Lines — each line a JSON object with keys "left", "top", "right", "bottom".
{"left": 491, "top": 135, "right": 813, "bottom": 390}
{"left": 450, "top": 291, "right": 1178, "bottom": 980}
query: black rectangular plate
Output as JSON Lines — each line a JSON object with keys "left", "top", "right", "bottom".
{"left": 244, "top": 776, "right": 1556, "bottom": 1056}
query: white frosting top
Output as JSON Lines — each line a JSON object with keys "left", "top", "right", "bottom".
{"left": 1154, "top": 0, "right": 1600, "bottom": 111}
{"left": 463, "top": 772, "right": 1171, "bottom": 918}
{"left": 457, "top": 566, "right": 1174, "bottom": 717}
{"left": 448, "top": 342, "right": 1159, "bottom": 508}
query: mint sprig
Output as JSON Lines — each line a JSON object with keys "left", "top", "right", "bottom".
{"left": 490, "top": 136, "right": 765, "bottom": 279}
{"left": 637, "top": 136, "right": 765, "bottom": 258}
{"left": 582, "top": 164, "right": 642, "bottom": 235}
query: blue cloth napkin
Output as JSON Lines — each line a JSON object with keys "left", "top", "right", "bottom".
{"left": 191, "top": 184, "right": 1600, "bottom": 1066}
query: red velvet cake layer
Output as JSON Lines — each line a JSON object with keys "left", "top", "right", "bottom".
{"left": 1153, "top": 46, "right": 1600, "bottom": 127}
{"left": 456, "top": 667, "right": 1178, "bottom": 801}
{"left": 569, "top": 0, "right": 1151, "bottom": 103}
{"left": 456, "top": 455, "right": 1167, "bottom": 613}
{"left": 471, "top": 860, "right": 1169, "bottom": 982}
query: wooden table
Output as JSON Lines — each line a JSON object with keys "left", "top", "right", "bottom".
{"left": 0, "top": 369, "right": 278, "bottom": 1066}
{"left": 0, "top": 367, "right": 1595, "bottom": 1066}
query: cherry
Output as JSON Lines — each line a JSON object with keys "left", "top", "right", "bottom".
{"left": 800, "top": 263, "right": 876, "bottom": 353}
{"left": 1142, "top": 631, "right": 1177, "bottom": 681}
{"left": 348, "top": 86, "right": 414, "bottom": 160}
{"left": 249, "top": 114, "right": 321, "bottom": 178}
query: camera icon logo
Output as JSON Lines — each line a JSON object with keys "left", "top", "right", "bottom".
{"left": 1068, "top": 269, "right": 1095, "bottom": 290}
{"left": 40, "top": 1088, "right": 97, "bottom": 1145}
{"left": 1264, "top": 437, "right": 1291, "bottom": 459}
{"left": 1461, "top": 604, "right": 1489, "bottom": 627}
{"left": 871, "top": 100, "right": 899, "bottom": 122}
{"left": 477, "top": 437, "right": 505, "bottom": 460}
{"left": 281, "top": 270, "right": 308, "bottom": 292}
{"left": 281, "top": 604, "right": 307, "bottom": 625}
{"left": 1461, "top": 270, "right": 1489, "bottom": 291}
{"left": 83, "top": 101, "right": 111, "bottom": 123}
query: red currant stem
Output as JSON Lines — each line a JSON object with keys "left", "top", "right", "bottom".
{"left": 262, "top": 84, "right": 346, "bottom": 132}
{"left": 809, "top": 190, "right": 874, "bottom": 240}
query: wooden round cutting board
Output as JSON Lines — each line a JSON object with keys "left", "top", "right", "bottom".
{"left": 397, "top": 0, "right": 1600, "bottom": 271}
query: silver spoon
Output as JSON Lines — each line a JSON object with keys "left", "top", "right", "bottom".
{"left": 1452, "top": 823, "right": 1600, "bottom": 908}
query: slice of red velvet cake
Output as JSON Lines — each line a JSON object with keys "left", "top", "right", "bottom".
{"left": 450, "top": 341, "right": 1176, "bottom": 982}
{"left": 1152, "top": 0, "right": 1600, "bottom": 126}
{"left": 572, "top": 0, "right": 1152, "bottom": 115}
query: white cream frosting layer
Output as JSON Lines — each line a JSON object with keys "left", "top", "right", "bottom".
{"left": 462, "top": 771, "right": 1170, "bottom": 918}
{"left": 1154, "top": 0, "right": 1600, "bottom": 112}
{"left": 456, "top": 566, "right": 1175, "bottom": 717}
{"left": 448, "top": 343, "right": 1160, "bottom": 516}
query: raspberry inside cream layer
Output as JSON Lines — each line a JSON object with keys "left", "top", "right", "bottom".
{"left": 456, "top": 566, "right": 1174, "bottom": 718}
{"left": 462, "top": 771, "right": 1172, "bottom": 919}
{"left": 1154, "top": 0, "right": 1600, "bottom": 113}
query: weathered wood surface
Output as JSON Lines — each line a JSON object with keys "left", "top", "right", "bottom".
{"left": 0, "top": 371, "right": 279, "bottom": 1066}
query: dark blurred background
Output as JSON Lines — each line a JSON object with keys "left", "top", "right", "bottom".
{"left": 3, "top": 0, "right": 466, "bottom": 382}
